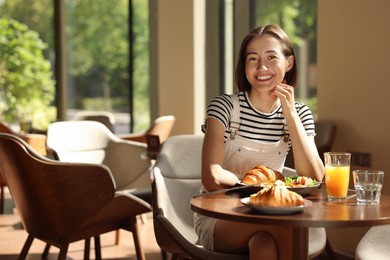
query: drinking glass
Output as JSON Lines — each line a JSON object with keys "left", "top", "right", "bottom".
{"left": 324, "top": 152, "right": 351, "bottom": 201}
{"left": 353, "top": 170, "right": 384, "bottom": 205}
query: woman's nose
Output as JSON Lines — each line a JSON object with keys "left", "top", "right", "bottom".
{"left": 257, "top": 62, "right": 268, "bottom": 70}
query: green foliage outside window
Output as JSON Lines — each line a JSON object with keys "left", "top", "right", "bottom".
{"left": 1, "top": 0, "right": 151, "bottom": 133}
{"left": 0, "top": 18, "right": 56, "bottom": 130}
{"left": 256, "top": 0, "right": 318, "bottom": 117}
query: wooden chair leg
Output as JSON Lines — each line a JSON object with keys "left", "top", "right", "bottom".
{"left": 325, "top": 238, "right": 337, "bottom": 260}
{"left": 42, "top": 243, "right": 51, "bottom": 259}
{"left": 161, "top": 249, "right": 168, "bottom": 260}
{"left": 94, "top": 236, "right": 101, "bottom": 260}
{"left": 58, "top": 244, "right": 69, "bottom": 260}
{"left": 131, "top": 223, "right": 145, "bottom": 260}
{"left": 0, "top": 186, "right": 4, "bottom": 214}
{"left": 115, "top": 229, "right": 120, "bottom": 245}
{"left": 18, "top": 235, "right": 34, "bottom": 260}
{"left": 84, "top": 238, "right": 90, "bottom": 260}
{"left": 140, "top": 213, "right": 148, "bottom": 224}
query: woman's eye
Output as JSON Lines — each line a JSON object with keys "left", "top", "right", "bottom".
{"left": 268, "top": 55, "right": 277, "bottom": 60}
{"left": 248, "top": 56, "right": 257, "bottom": 61}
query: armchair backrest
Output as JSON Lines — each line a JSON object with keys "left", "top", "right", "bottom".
{"left": 152, "top": 135, "right": 203, "bottom": 244}
{"left": 72, "top": 111, "right": 116, "bottom": 132}
{"left": 0, "top": 133, "right": 115, "bottom": 239}
{"left": 147, "top": 115, "right": 176, "bottom": 143}
{"left": 151, "top": 135, "right": 249, "bottom": 259}
{"left": 47, "top": 121, "right": 151, "bottom": 190}
{"left": 315, "top": 121, "right": 337, "bottom": 160}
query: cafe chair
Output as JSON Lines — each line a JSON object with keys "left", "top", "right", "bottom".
{"left": 119, "top": 115, "right": 175, "bottom": 144}
{"left": 151, "top": 134, "right": 248, "bottom": 260}
{"left": 355, "top": 225, "right": 390, "bottom": 260}
{"left": 284, "top": 120, "right": 337, "bottom": 168}
{"left": 0, "top": 133, "right": 151, "bottom": 260}
{"left": 0, "top": 121, "right": 47, "bottom": 214}
{"left": 47, "top": 120, "right": 152, "bottom": 193}
{"left": 46, "top": 120, "right": 153, "bottom": 246}
{"left": 315, "top": 121, "right": 337, "bottom": 162}
{"left": 72, "top": 110, "right": 116, "bottom": 132}
{"left": 0, "top": 121, "right": 47, "bottom": 156}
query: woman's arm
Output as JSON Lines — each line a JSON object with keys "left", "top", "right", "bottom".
{"left": 274, "top": 84, "right": 325, "bottom": 181}
{"left": 202, "top": 117, "right": 240, "bottom": 191}
{"left": 287, "top": 115, "right": 324, "bottom": 181}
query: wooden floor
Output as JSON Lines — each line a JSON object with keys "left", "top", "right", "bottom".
{"left": 0, "top": 212, "right": 163, "bottom": 260}
{"left": 0, "top": 190, "right": 163, "bottom": 260}
{"left": 0, "top": 189, "right": 352, "bottom": 260}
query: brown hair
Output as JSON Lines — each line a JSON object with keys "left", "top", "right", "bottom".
{"left": 235, "top": 24, "right": 297, "bottom": 92}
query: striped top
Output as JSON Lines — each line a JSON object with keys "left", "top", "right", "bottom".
{"left": 202, "top": 91, "right": 316, "bottom": 146}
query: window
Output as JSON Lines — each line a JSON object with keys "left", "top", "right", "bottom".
{"left": 66, "top": 0, "right": 150, "bottom": 133}
{"left": 254, "top": 0, "right": 318, "bottom": 115}
{"left": 0, "top": 0, "right": 150, "bottom": 133}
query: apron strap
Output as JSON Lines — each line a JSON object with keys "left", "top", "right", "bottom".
{"left": 229, "top": 93, "right": 241, "bottom": 139}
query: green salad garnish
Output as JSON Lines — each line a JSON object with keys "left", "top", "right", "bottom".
{"left": 284, "top": 176, "right": 318, "bottom": 187}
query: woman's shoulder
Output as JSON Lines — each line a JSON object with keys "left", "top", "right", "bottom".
{"left": 210, "top": 93, "right": 234, "bottom": 102}
{"left": 294, "top": 101, "right": 312, "bottom": 113}
{"left": 207, "top": 93, "right": 235, "bottom": 110}
{"left": 294, "top": 101, "right": 307, "bottom": 107}
{"left": 209, "top": 92, "right": 246, "bottom": 104}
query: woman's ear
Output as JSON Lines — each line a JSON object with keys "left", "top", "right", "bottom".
{"left": 286, "top": 55, "right": 294, "bottom": 72}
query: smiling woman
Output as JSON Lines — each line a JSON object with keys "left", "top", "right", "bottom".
{"left": 196, "top": 24, "right": 325, "bottom": 260}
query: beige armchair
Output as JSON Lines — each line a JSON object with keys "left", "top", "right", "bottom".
{"left": 355, "top": 225, "right": 390, "bottom": 260}
{"left": 46, "top": 120, "right": 152, "bottom": 192}
{"left": 151, "top": 135, "right": 248, "bottom": 260}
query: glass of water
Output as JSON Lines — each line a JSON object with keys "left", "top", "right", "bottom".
{"left": 353, "top": 170, "right": 384, "bottom": 205}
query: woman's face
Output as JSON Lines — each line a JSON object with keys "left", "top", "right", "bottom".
{"left": 245, "top": 34, "right": 293, "bottom": 92}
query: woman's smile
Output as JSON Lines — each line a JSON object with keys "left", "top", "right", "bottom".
{"left": 256, "top": 74, "right": 273, "bottom": 81}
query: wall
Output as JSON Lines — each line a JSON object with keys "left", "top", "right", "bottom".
{"left": 150, "top": 0, "right": 250, "bottom": 135}
{"left": 150, "top": 0, "right": 199, "bottom": 135}
{"left": 318, "top": 0, "right": 390, "bottom": 256}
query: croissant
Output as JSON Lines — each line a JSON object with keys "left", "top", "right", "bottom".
{"left": 241, "top": 165, "right": 284, "bottom": 185}
{"left": 249, "top": 180, "right": 305, "bottom": 207}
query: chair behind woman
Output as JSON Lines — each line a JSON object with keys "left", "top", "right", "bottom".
{"left": 151, "top": 134, "right": 248, "bottom": 260}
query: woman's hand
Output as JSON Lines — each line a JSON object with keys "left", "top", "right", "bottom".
{"left": 272, "top": 80, "right": 296, "bottom": 118}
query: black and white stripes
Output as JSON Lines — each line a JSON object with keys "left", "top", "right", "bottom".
{"left": 202, "top": 91, "right": 315, "bottom": 145}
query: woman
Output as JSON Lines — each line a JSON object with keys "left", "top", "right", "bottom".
{"left": 195, "top": 24, "right": 325, "bottom": 259}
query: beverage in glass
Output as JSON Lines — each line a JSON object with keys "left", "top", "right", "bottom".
{"left": 324, "top": 152, "right": 351, "bottom": 200}
{"left": 353, "top": 170, "right": 384, "bottom": 205}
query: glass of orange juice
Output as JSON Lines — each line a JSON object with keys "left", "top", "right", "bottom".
{"left": 324, "top": 152, "right": 351, "bottom": 201}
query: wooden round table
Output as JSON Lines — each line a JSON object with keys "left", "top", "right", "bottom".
{"left": 191, "top": 189, "right": 390, "bottom": 260}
